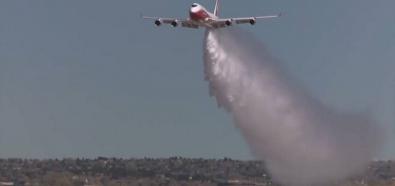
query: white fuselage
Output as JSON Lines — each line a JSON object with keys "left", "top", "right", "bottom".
{"left": 189, "top": 3, "right": 218, "bottom": 28}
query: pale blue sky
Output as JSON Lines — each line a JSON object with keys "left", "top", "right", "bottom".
{"left": 0, "top": 0, "right": 393, "bottom": 159}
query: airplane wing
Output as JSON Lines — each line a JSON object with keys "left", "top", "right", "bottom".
{"left": 142, "top": 15, "right": 199, "bottom": 29}
{"left": 210, "top": 19, "right": 232, "bottom": 28}
{"left": 232, "top": 14, "right": 282, "bottom": 25}
{"left": 210, "top": 14, "right": 281, "bottom": 28}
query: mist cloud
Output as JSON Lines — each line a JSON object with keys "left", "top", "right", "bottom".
{"left": 203, "top": 28, "right": 381, "bottom": 185}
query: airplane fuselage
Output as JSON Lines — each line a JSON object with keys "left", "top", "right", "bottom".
{"left": 190, "top": 4, "right": 216, "bottom": 21}
{"left": 189, "top": 3, "right": 218, "bottom": 28}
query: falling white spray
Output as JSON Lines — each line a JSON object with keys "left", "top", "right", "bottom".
{"left": 203, "top": 28, "right": 381, "bottom": 185}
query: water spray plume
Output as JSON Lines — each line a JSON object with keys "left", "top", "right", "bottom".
{"left": 203, "top": 28, "right": 381, "bottom": 185}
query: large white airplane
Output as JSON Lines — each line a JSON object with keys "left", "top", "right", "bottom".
{"left": 142, "top": 0, "right": 281, "bottom": 29}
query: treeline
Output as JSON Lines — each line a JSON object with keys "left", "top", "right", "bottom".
{"left": 0, "top": 158, "right": 393, "bottom": 186}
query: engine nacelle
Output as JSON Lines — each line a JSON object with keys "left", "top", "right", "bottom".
{"left": 225, "top": 19, "right": 232, "bottom": 26}
{"left": 171, "top": 21, "right": 179, "bottom": 27}
{"left": 249, "top": 18, "right": 256, "bottom": 25}
{"left": 155, "top": 20, "right": 162, "bottom": 26}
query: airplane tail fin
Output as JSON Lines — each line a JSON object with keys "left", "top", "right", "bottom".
{"left": 214, "top": 0, "right": 220, "bottom": 16}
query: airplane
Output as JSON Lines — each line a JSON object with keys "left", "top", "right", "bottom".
{"left": 142, "top": 0, "right": 281, "bottom": 29}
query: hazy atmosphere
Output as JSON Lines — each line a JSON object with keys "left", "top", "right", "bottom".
{"left": 0, "top": 0, "right": 393, "bottom": 160}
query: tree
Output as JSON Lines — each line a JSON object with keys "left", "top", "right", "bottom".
{"left": 42, "top": 171, "right": 73, "bottom": 186}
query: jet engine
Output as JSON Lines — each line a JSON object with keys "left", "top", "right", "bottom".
{"left": 155, "top": 20, "right": 162, "bottom": 26}
{"left": 249, "top": 18, "right": 256, "bottom": 25}
{"left": 225, "top": 19, "right": 232, "bottom": 26}
{"left": 171, "top": 21, "right": 179, "bottom": 27}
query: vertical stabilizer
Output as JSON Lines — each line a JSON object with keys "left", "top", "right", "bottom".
{"left": 214, "top": 0, "right": 220, "bottom": 16}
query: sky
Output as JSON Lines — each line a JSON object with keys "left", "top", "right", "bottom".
{"left": 0, "top": 0, "right": 393, "bottom": 160}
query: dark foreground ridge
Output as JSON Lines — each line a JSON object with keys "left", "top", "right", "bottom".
{"left": 0, "top": 157, "right": 393, "bottom": 186}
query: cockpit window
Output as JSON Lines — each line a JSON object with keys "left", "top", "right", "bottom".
{"left": 191, "top": 4, "right": 198, "bottom": 7}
